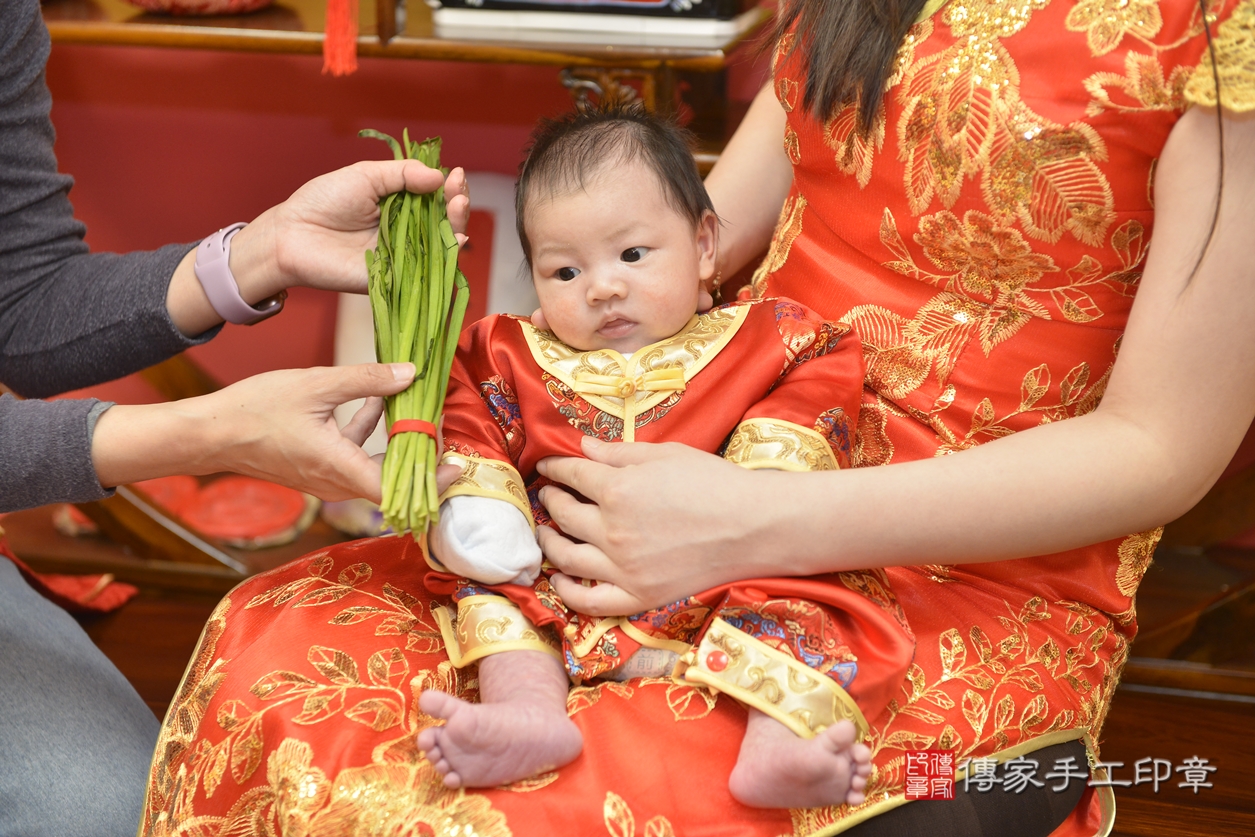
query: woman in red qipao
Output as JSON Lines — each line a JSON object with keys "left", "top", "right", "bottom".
{"left": 140, "top": 1, "right": 1255, "bottom": 835}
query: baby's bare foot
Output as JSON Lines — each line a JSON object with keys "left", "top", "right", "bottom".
{"left": 417, "top": 650, "right": 582, "bottom": 789}
{"left": 728, "top": 714, "right": 872, "bottom": 808}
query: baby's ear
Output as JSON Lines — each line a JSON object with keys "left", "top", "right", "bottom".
{"left": 696, "top": 210, "right": 719, "bottom": 282}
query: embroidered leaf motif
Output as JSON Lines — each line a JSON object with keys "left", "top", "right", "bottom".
{"left": 309, "top": 646, "right": 360, "bottom": 685}
{"left": 1005, "top": 669, "right": 1045, "bottom": 692}
{"left": 604, "top": 792, "right": 635, "bottom": 837}
{"left": 294, "top": 586, "right": 352, "bottom": 608}
{"left": 994, "top": 694, "right": 1016, "bottom": 731}
{"left": 337, "top": 563, "right": 373, "bottom": 587}
{"left": 250, "top": 671, "right": 317, "bottom": 701}
{"left": 666, "top": 683, "right": 718, "bottom": 721}
{"left": 202, "top": 739, "right": 230, "bottom": 798}
{"left": 881, "top": 730, "right": 937, "bottom": 751}
{"left": 308, "top": 552, "right": 333, "bottom": 577}
{"left": 1019, "top": 693, "right": 1049, "bottom": 733}
{"left": 962, "top": 689, "right": 989, "bottom": 736}
{"left": 376, "top": 614, "right": 418, "bottom": 636}
{"left": 367, "top": 648, "right": 410, "bottom": 689}
{"left": 382, "top": 582, "right": 420, "bottom": 611}
{"left": 502, "top": 772, "right": 560, "bottom": 793}
{"left": 645, "top": 816, "right": 677, "bottom": 837}
{"left": 1020, "top": 365, "right": 1050, "bottom": 411}
{"left": 939, "top": 628, "right": 967, "bottom": 679}
{"left": 898, "top": 704, "right": 947, "bottom": 725}
{"left": 345, "top": 698, "right": 402, "bottom": 731}
{"left": 938, "top": 724, "right": 964, "bottom": 752}
{"left": 292, "top": 690, "right": 345, "bottom": 725}
{"left": 229, "top": 723, "right": 263, "bottom": 784}
{"left": 330, "top": 606, "right": 385, "bottom": 625}
{"left": 971, "top": 626, "right": 994, "bottom": 664}
{"left": 216, "top": 700, "right": 252, "bottom": 731}
{"left": 906, "top": 663, "right": 928, "bottom": 703}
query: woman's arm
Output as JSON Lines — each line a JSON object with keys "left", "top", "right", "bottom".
{"left": 90, "top": 362, "right": 415, "bottom": 504}
{"left": 535, "top": 105, "right": 1255, "bottom": 616}
{"left": 704, "top": 82, "right": 793, "bottom": 278}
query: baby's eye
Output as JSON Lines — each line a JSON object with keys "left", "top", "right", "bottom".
{"left": 621, "top": 247, "right": 645, "bottom": 263}
{"left": 557, "top": 267, "right": 580, "bottom": 281}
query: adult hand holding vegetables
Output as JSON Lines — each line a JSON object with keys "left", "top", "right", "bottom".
{"left": 81, "top": 159, "right": 471, "bottom": 508}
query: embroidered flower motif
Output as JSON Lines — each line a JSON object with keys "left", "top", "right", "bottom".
{"left": 1066, "top": 0, "right": 1163, "bottom": 56}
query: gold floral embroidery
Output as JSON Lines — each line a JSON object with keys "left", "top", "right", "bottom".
{"left": 750, "top": 194, "right": 807, "bottom": 298}
{"left": 1115, "top": 527, "right": 1163, "bottom": 597}
{"left": 851, "top": 395, "right": 905, "bottom": 468}
{"left": 142, "top": 552, "right": 508, "bottom": 837}
{"left": 924, "top": 358, "right": 1113, "bottom": 454}
{"left": 604, "top": 791, "right": 676, "bottom": 837}
{"left": 898, "top": 0, "right": 1115, "bottom": 245}
{"left": 1066, "top": 0, "right": 1163, "bottom": 56}
{"left": 1084, "top": 50, "right": 1194, "bottom": 113}
{"left": 861, "top": 210, "right": 1142, "bottom": 402}
{"left": 1185, "top": 0, "right": 1255, "bottom": 111}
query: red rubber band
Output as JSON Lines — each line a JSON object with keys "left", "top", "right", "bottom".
{"left": 388, "top": 419, "right": 438, "bottom": 440}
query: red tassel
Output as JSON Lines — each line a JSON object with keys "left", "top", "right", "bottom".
{"left": 323, "top": 0, "right": 359, "bottom": 77}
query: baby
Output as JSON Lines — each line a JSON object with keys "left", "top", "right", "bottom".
{"left": 415, "top": 102, "right": 913, "bottom": 809}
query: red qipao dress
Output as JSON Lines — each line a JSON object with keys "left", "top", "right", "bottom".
{"left": 140, "top": 2, "right": 1254, "bottom": 836}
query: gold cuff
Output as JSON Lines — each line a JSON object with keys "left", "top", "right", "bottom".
{"left": 439, "top": 453, "right": 534, "bottom": 531}
{"left": 723, "top": 418, "right": 841, "bottom": 472}
{"left": 434, "top": 594, "right": 562, "bottom": 668}
{"left": 676, "top": 617, "right": 868, "bottom": 740}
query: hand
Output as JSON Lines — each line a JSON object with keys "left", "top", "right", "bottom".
{"left": 534, "top": 436, "right": 772, "bottom": 615}
{"left": 93, "top": 362, "right": 420, "bottom": 502}
{"left": 240, "top": 161, "right": 471, "bottom": 298}
{"left": 167, "top": 161, "right": 471, "bottom": 336}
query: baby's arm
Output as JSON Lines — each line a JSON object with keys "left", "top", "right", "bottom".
{"left": 429, "top": 495, "right": 541, "bottom": 585}
{"left": 725, "top": 300, "right": 865, "bottom": 472}
{"left": 427, "top": 316, "right": 541, "bottom": 586}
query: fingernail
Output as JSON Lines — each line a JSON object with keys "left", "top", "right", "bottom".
{"left": 390, "top": 362, "right": 416, "bottom": 383}
{"left": 538, "top": 486, "right": 548, "bottom": 502}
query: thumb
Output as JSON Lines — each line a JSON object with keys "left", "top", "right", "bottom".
{"left": 318, "top": 362, "right": 415, "bottom": 404}
{"left": 580, "top": 437, "right": 680, "bottom": 466}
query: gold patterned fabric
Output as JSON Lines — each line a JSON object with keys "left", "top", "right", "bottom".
{"left": 438, "top": 453, "right": 533, "bottom": 528}
{"left": 434, "top": 594, "right": 562, "bottom": 668}
{"left": 724, "top": 417, "right": 842, "bottom": 471}
{"left": 675, "top": 618, "right": 870, "bottom": 740}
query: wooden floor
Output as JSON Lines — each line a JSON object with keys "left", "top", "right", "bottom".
{"left": 7, "top": 503, "right": 1254, "bottom": 835}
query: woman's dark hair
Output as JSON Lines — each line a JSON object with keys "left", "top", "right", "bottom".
{"left": 770, "top": 0, "right": 931, "bottom": 129}
{"left": 514, "top": 99, "right": 715, "bottom": 265}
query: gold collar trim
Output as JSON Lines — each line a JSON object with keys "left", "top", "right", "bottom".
{"left": 520, "top": 305, "right": 750, "bottom": 441}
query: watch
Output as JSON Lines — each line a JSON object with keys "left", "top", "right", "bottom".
{"left": 194, "top": 223, "right": 286, "bottom": 325}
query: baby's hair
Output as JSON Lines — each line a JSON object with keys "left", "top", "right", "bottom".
{"left": 515, "top": 98, "right": 715, "bottom": 264}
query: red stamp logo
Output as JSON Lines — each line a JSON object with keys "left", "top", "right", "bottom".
{"left": 905, "top": 749, "right": 955, "bottom": 800}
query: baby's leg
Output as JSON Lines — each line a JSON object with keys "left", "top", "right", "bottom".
{"left": 728, "top": 710, "right": 871, "bottom": 809}
{"left": 418, "top": 650, "right": 582, "bottom": 788}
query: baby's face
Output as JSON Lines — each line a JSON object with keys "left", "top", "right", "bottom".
{"left": 526, "top": 159, "right": 717, "bottom": 354}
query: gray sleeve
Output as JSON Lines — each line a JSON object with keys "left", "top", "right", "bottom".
{"left": 0, "top": 0, "right": 219, "bottom": 400}
{"left": 0, "top": 395, "right": 113, "bottom": 511}
{"left": 0, "top": 0, "right": 226, "bottom": 510}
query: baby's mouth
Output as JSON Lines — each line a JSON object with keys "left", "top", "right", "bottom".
{"left": 597, "top": 317, "right": 636, "bottom": 337}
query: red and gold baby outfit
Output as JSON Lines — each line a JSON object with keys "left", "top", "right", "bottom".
{"left": 424, "top": 298, "right": 914, "bottom": 740}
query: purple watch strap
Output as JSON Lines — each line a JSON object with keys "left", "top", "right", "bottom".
{"left": 194, "top": 223, "right": 285, "bottom": 325}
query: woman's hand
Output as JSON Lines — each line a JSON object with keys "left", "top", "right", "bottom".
{"left": 92, "top": 362, "right": 419, "bottom": 502}
{"left": 167, "top": 161, "right": 471, "bottom": 336}
{"left": 535, "top": 437, "right": 781, "bottom": 615}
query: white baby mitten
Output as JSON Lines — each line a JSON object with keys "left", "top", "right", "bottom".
{"left": 428, "top": 494, "right": 541, "bottom": 586}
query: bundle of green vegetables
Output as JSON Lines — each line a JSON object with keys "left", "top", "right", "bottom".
{"left": 361, "top": 129, "right": 469, "bottom": 534}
